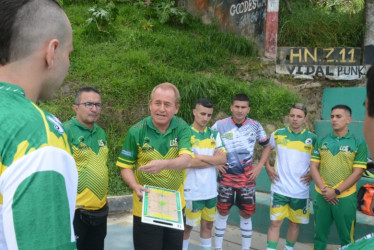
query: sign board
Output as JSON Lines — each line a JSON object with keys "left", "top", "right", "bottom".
{"left": 276, "top": 47, "right": 370, "bottom": 80}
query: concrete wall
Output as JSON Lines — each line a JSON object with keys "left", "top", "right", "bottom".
{"left": 178, "top": 0, "right": 267, "bottom": 53}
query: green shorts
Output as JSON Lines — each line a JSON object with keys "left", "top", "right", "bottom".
{"left": 270, "top": 192, "right": 310, "bottom": 224}
{"left": 185, "top": 198, "right": 217, "bottom": 227}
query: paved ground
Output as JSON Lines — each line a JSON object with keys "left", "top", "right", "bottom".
{"left": 105, "top": 212, "right": 340, "bottom": 250}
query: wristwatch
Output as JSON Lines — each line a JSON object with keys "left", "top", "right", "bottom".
{"left": 334, "top": 188, "right": 341, "bottom": 195}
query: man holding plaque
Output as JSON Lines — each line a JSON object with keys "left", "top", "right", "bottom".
{"left": 116, "top": 82, "right": 192, "bottom": 250}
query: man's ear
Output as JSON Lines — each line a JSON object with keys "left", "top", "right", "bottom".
{"left": 175, "top": 104, "right": 180, "bottom": 115}
{"left": 45, "top": 39, "right": 59, "bottom": 69}
{"left": 72, "top": 104, "right": 78, "bottom": 113}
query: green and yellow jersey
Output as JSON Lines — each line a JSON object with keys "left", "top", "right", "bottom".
{"left": 116, "top": 116, "right": 192, "bottom": 217}
{"left": 270, "top": 127, "right": 317, "bottom": 199}
{"left": 184, "top": 126, "right": 225, "bottom": 200}
{"left": 63, "top": 117, "right": 108, "bottom": 210}
{"left": 311, "top": 131, "right": 368, "bottom": 197}
{"left": 0, "top": 82, "right": 77, "bottom": 249}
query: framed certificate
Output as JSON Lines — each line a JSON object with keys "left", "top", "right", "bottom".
{"left": 141, "top": 185, "right": 184, "bottom": 230}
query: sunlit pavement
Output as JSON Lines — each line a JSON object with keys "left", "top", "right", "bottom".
{"left": 104, "top": 212, "right": 340, "bottom": 250}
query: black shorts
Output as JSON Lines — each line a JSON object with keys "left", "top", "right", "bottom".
{"left": 217, "top": 182, "right": 256, "bottom": 215}
{"left": 133, "top": 216, "right": 184, "bottom": 250}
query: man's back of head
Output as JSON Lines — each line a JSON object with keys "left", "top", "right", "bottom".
{"left": 0, "top": 0, "right": 73, "bottom": 102}
{"left": 0, "top": 0, "right": 70, "bottom": 65}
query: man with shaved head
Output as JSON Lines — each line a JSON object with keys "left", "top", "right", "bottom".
{"left": 0, "top": 0, "right": 77, "bottom": 249}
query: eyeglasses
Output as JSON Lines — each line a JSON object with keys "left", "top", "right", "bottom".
{"left": 76, "top": 102, "right": 103, "bottom": 109}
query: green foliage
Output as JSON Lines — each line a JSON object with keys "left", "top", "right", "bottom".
{"left": 85, "top": 0, "right": 119, "bottom": 36}
{"left": 43, "top": 3, "right": 299, "bottom": 195}
{"left": 152, "top": 0, "right": 189, "bottom": 25}
{"left": 175, "top": 76, "right": 299, "bottom": 125}
{"left": 278, "top": 0, "right": 365, "bottom": 47}
{"left": 313, "top": 0, "right": 364, "bottom": 14}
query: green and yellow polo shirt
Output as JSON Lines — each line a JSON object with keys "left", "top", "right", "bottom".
{"left": 311, "top": 131, "right": 367, "bottom": 197}
{"left": 116, "top": 116, "right": 192, "bottom": 217}
{"left": 0, "top": 82, "right": 77, "bottom": 249}
{"left": 63, "top": 117, "right": 108, "bottom": 210}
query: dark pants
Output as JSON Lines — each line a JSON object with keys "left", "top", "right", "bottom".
{"left": 133, "top": 216, "right": 183, "bottom": 250}
{"left": 74, "top": 209, "right": 107, "bottom": 250}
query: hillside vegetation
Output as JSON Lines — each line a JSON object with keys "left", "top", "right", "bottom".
{"left": 42, "top": 0, "right": 364, "bottom": 194}
{"left": 278, "top": 0, "right": 365, "bottom": 47}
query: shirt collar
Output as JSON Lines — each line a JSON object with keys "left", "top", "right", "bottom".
{"left": 191, "top": 125, "right": 207, "bottom": 134}
{"left": 0, "top": 82, "right": 25, "bottom": 97}
{"left": 287, "top": 127, "right": 306, "bottom": 134}
{"left": 231, "top": 117, "right": 247, "bottom": 127}
{"left": 72, "top": 116, "right": 97, "bottom": 132}
{"left": 330, "top": 131, "right": 352, "bottom": 139}
{"left": 146, "top": 116, "right": 177, "bottom": 134}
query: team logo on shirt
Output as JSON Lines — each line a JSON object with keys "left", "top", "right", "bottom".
{"left": 247, "top": 132, "right": 256, "bottom": 139}
{"left": 320, "top": 142, "right": 329, "bottom": 151}
{"left": 47, "top": 115, "right": 64, "bottom": 134}
{"left": 339, "top": 145, "right": 351, "bottom": 153}
{"left": 98, "top": 139, "right": 106, "bottom": 147}
{"left": 142, "top": 143, "right": 154, "bottom": 152}
{"left": 305, "top": 138, "right": 313, "bottom": 146}
{"left": 170, "top": 138, "right": 178, "bottom": 147}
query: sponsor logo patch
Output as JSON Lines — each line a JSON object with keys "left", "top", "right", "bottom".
{"left": 222, "top": 133, "right": 234, "bottom": 139}
{"left": 121, "top": 149, "right": 133, "bottom": 157}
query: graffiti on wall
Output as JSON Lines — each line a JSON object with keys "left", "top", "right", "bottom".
{"left": 228, "top": 0, "right": 265, "bottom": 16}
{"left": 276, "top": 47, "right": 368, "bottom": 80}
{"left": 276, "top": 65, "right": 368, "bottom": 80}
{"left": 229, "top": 0, "right": 266, "bottom": 38}
{"left": 183, "top": 0, "right": 266, "bottom": 49}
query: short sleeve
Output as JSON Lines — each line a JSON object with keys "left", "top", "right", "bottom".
{"left": 311, "top": 137, "right": 321, "bottom": 163}
{"left": 353, "top": 141, "right": 368, "bottom": 169}
{"left": 116, "top": 127, "right": 138, "bottom": 169}
{"left": 177, "top": 123, "right": 193, "bottom": 156}
{"left": 256, "top": 122, "right": 269, "bottom": 147}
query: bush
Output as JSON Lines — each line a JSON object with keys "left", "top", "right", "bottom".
{"left": 84, "top": 0, "right": 119, "bottom": 38}
{"left": 152, "top": 0, "right": 190, "bottom": 25}
{"left": 278, "top": 0, "right": 365, "bottom": 47}
{"left": 44, "top": 3, "right": 300, "bottom": 195}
